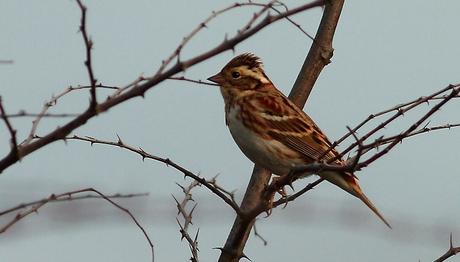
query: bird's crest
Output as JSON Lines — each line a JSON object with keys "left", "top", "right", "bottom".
{"left": 225, "top": 53, "right": 263, "bottom": 70}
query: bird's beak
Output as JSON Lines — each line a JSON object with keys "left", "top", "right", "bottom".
{"left": 207, "top": 73, "right": 224, "bottom": 85}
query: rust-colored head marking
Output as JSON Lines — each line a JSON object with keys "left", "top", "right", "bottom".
{"left": 224, "top": 53, "right": 263, "bottom": 71}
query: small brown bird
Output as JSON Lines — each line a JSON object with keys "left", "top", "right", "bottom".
{"left": 208, "top": 53, "right": 390, "bottom": 228}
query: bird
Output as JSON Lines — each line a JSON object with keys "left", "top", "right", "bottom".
{"left": 207, "top": 53, "right": 391, "bottom": 228}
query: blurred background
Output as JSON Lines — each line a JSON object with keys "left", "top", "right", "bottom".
{"left": 1, "top": 0, "right": 459, "bottom": 261}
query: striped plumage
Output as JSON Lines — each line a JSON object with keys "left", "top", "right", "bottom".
{"left": 208, "top": 53, "right": 390, "bottom": 228}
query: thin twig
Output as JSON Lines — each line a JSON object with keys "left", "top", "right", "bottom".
{"left": 60, "top": 135, "right": 242, "bottom": 215}
{"left": 361, "top": 123, "right": 460, "bottom": 152}
{"left": 0, "top": 0, "right": 324, "bottom": 173}
{"left": 20, "top": 85, "right": 118, "bottom": 146}
{"left": 2, "top": 112, "right": 79, "bottom": 118}
{"left": 321, "top": 84, "right": 460, "bottom": 161}
{"left": 0, "top": 192, "right": 148, "bottom": 216}
{"left": 174, "top": 181, "right": 201, "bottom": 262}
{"left": 168, "top": 76, "right": 219, "bottom": 86}
{"left": 0, "top": 97, "right": 19, "bottom": 158}
{"left": 434, "top": 234, "right": 460, "bottom": 262}
{"left": 0, "top": 188, "right": 154, "bottom": 262}
{"left": 76, "top": 0, "right": 98, "bottom": 110}
{"left": 272, "top": 178, "right": 324, "bottom": 208}
{"left": 253, "top": 221, "right": 268, "bottom": 246}
{"left": 269, "top": 86, "right": 460, "bottom": 207}
{"left": 155, "top": 0, "right": 297, "bottom": 75}
{"left": 357, "top": 84, "right": 460, "bottom": 169}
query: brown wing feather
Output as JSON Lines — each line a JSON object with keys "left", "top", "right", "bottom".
{"left": 251, "top": 90, "right": 340, "bottom": 162}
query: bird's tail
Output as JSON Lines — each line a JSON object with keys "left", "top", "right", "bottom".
{"left": 320, "top": 171, "right": 391, "bottom": 229}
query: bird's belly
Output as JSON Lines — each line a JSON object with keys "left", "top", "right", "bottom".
{"left": 226, "top": 108, "right": 304, "bottom": 175}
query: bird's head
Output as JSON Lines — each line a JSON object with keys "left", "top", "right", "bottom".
{"left": 208, "top": 53, "right": 271, "bottom": 90}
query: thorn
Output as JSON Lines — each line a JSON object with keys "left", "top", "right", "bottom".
{"left": 116, "top": 134, "right": 123, "bottom": 145}
{"left": 189, "top": 203, "right": 198, "bottom": 218}
{"left": 213, "top": 247, "right": 224, "bottom": 252}
{"left": 240, "top": 252, "right": 252, "bottom": 261}
{"left": 194, "top": 228, "right": 200, "bottom": 243}
{"left": 139, "top": 147, "right": 146, "bottom": 161}
{"left": 176, "top": 183, "right": 186, "bottom": 191}
{"left": 422, "top": 121, "right": 431, "bottom": 129}
{"left": 263, "top": 209, "right": 271, "bottom": 218}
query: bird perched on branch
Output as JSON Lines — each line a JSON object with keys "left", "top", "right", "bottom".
{"left": 208, "top": 53, "right": 390, "bottom": 228}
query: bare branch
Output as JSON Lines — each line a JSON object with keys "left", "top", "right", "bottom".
{"left": 168, "top": 76, "right": 219, "bottom": 86}
{"left": 272, "top": 178, "right": 324, "bottom": 208}
{"left": 434, "top": 234, "right": 460, "bottom": 262}
{"left": 264, "top": 1, "right": 315, "bottom": 41}
{"left": 218, "top": 1, "right": 341, "bottom": 261}
{"left": 156, "top": 0, "right": 312, "bottom": 75}
{"left": 323, "top": 83, "right": 460, "bottom": 161}
{"left": 357, "top": 84, "right": 460, "bottom": 169}
{"left": 268, "top": 84, "right": 460, "bottom": 208}
{"left": 20, "top": 85, "right": 118, "bottom": 146}
{"left": 0, "top": 192, "right": 148, "bottom": 217}
{"left": 0, "top": 188, "right": 154, "bottom": 262}
{"left": 174, "top": 181, "right": 201, "bottom": 262}
{"left": 76, "top": 0, "right": 98, "bottom": 110}
{"left": 252, "top": 221, "right": 268, "bottom": 246}
{"left": 0, "top": 97, "right": 19, "bottom": 159}
{"left": 2, "top": 112, "right": 80, "bottom": 118}
{"left": 0, "top": 0, "right": 324, "bottom": 174}
{"left": 61, "top": 135, "right": 242, "bottom": 215}
{"left": 362, "top": 123, "right": 460, "bottom": 150}
{"left": 289, "top": 0, "right": 344, "bottom": 105}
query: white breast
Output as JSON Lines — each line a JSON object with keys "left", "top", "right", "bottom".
{"left": 226, "top": 106, "right": 303, "bottom": 175}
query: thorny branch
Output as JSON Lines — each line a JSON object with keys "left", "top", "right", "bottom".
{"left": 58, "top": 135, "right": 242, "bottom": 215}
{"left": 76, "top": 0, "right": 98, "bottom": 109}
{"left": 20, "top": 85, "right": 118, "bottom": 146}
{"left": 157, "top": 0, "right": 277, "bottom": 75}
{"left": 0, "top": 188, "right": 154, "bottom": 262}
{"left": 2, "top": 112, "right": 80, "bottom": 118}
{"left": 163, "top": 0, "right": 314, "bottom": 77}
{"left": 1, "top": 0, "right": 459, "bottom": 261}
{"left": 0, "top": 98, "right": 18, "bottom": 158}
{"left": 174, "top": 181, "right": 201, "bottom": 262}
{"left": 434, "top": 234, "right": 460, "bottom": 262}
{"left": 267, "top": 83, "right": 460, "bottom": 207}
{"left": 323, "top": 84, "right": 460, "bottom": 161}
{"left": 0, "top": 0, "right": 325, "bottom": 173}
{"left": 252, "top": 221, "right": 268, "bottom": 246}
{"left": 0, "top": 192, "right": 148, "bottom": 217}
{"left": 168, "top": 76, "right": 219, "bottom": 86}
{"left": 217, "top": 0, "right": 339, "bottom": 260}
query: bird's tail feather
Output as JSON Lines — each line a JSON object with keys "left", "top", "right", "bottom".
{"left": 355, "top": 189, "right": 392, "bottom": 229}
{"left": 320, "top": 171, "right": 391, "bottom": 228}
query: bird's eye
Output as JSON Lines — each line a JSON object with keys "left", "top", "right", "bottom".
{"left": 231, "top": 71, "right": 240, "bottom": 79}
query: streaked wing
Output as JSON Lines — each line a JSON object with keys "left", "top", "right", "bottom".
{"left": 250, "top": 91, "right": 339, "bottom": 162}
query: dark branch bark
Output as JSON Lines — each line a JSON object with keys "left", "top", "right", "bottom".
{"left": 0, "top": 0, "right": 324, "bottom": 174}
{"left": 218, "top": 1, "right": 345, "bottom": 261}
{"left": 434, "top": 234, "right": 460, "bottom": 262}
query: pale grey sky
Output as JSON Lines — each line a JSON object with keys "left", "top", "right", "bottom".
{"left": 1, "top": 1, "right": 460, "bottom": 261}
